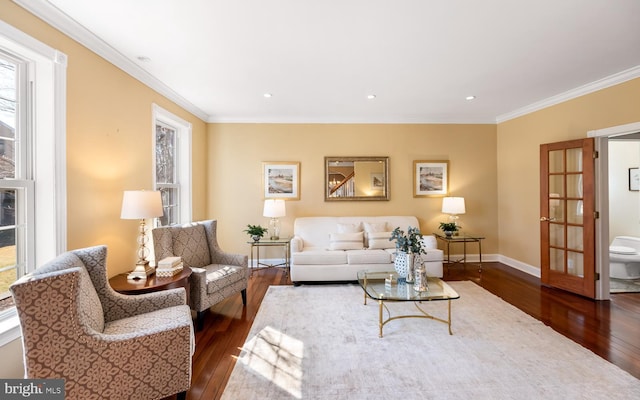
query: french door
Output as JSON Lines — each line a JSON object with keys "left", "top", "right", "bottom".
{"left": 540, "top": 138, "right": 596, "bottom": 298}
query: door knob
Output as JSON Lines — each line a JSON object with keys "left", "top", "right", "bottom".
{"left": 540, "top": 217, "right": 556, "bottom": 222}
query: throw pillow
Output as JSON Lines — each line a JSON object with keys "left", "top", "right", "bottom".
{"left": 337, "top": 222, "right": 362, "bottom": 233}
{"left": 363, "top": 222, "right": 387, "bottom": 233}
{"left": 329, "top": 232, "right": 364, "bottom": 250}
{"left": 367, "top": 231, "right": 395, "bottom": 249}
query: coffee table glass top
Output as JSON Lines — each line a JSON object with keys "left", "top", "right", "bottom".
{"left": 357, "top": 270, "right": 459, "bottom": 302}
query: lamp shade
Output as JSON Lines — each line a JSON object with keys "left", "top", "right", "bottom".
{"left": 263, "top": 199, "right": 286, "bottom": 218}
{"left": 121, "top": 190, "right": 163, "bottom": 219}
{"left": 441, "top": 197, "right": 465, "bottom": 215}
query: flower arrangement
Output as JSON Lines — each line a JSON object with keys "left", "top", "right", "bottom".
{"left": 389, "top": 226, "right": 425, "bottom": 254}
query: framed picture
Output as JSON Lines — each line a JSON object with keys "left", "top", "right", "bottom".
{"left": 370, "top": 173, "right": 384, "bottom": 190}
{"left": 413, "top": 160, "right": 449, "bottom": 197}
{"left": 629, "top": 167, "right": 639, "bottom": 191}
{"left": 263, "top": 162, "right": 300, "bottom": 200}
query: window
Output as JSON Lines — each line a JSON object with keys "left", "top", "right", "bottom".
{"left": 153, "top": 105, "right": 191, "bottom": 226}
{"left": 0, "top": 52, "right": 30, "bottom": 316}
{"left": 0, "top": 21, "right": 66, "bottom": 345}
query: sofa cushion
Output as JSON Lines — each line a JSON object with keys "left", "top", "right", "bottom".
{"left": 347, "top": 249, "right": 392, "bottom": 264}
{"left": 367, "top": 231, "right": 394, "bottom": 249}
{"left": 292, "top": 250, "right": 348, "bottom": 265}
{"left": 364, "top": 222, "right": 388, "bottom": 233}
{"left": 329, "top": 232, "right": 364, "bottom": 250}
{"left": 172, "top": 224, "right": 211, "bottom": 268}
{"left": 337, "top": 222, "right": 362, "bottom": 233}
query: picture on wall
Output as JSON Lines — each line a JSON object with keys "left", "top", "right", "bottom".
{"left": 263, "top": 162, "right": 300, "bottom": 200}
{"left": 413, "top": 160, "right": 449, "bottom": 197}
{"left": 371, "top": 173, "right": 384, "bottom": 190}
{"left": 629, "top": 167, "right": 639, "bottom": 191}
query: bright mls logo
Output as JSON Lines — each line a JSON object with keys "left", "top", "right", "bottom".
{"left": 1, "top": 379, "right": 64, "bottom": 399}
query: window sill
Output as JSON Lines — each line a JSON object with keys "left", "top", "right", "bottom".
{"left": 0, "top": 313, "right": 21, "bottom": 347}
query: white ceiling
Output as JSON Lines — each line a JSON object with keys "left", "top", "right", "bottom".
{"left": 20, "top": 0, "right": 640, "bottom": 123}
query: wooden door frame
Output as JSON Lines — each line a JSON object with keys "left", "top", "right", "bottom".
{"left": 588, "top": 121, "right": 640, "bottom": 300}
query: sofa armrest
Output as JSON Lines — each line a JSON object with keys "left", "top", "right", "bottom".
{"left": 422, "top": 234, "right": 438, "bottom": 249}
{"left": 291, "top": 235, "right": 304, "bottom": 252}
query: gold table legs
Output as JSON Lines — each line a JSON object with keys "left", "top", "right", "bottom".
{"left": 369, "top": 298, "right": 453, "bottom": 338}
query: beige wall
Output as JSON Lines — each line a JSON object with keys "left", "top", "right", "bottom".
{"left": 207, "top": 123, "right": 498, "bottom": 258}
{"left": 0, "top": 3, "right": 208, "bottom": 378}
{"left": 497, "top": 77, "right": 640, "bottom": 269}
{"left": 0, "top": 2, "right": 208, "bottom": 277}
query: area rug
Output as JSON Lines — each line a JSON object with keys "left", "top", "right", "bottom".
{"left": 221, "top": 282, "right": 640, "bottom": 399}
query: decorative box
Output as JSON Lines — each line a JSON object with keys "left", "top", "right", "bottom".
{"left": 156, "top": 262, "right": 184, "bottom": 277}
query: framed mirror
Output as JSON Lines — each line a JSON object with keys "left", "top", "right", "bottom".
{"left": 325, "top": 156, "right": 389, "bottom": 201}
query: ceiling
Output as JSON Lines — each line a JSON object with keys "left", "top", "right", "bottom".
{"left": 19, "top": 0, "right": 640, "bottom": 123}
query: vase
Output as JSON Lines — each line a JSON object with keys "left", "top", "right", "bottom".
{"left": 413, "top": 258, "right": 428, "bottom": 292}
{"left": 394, "top": 251, "right": 415, "bottom": 283}
{"left": 444, "top": 231, "right": 453, "bottom": 237}
{"left": 252, "top": 235, "right": 261, "bottom": 242}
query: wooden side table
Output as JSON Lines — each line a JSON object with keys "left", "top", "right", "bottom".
{"left": 109, "top": 266, "right": 193, "bottom": 303}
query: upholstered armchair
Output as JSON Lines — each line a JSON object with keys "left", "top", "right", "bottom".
{"left": 9, "top": 245, "right": 194, "bottom": 400}
{"left": 152, "top": 220, "right": 248, "bottom": 330}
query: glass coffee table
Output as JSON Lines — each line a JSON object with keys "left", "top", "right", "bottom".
{"left": 357, "top": 270, "right": 460, "bottom": 338}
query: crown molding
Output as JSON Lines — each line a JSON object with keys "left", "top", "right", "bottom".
{"left": 13, "top": 0, "right": 209, "bottom": 122}
{"left": 496, "top": 65, "right": 640, "bottom": 123}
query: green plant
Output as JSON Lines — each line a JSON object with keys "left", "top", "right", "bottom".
{"left": 439, "top": 222, "right": 459, "bottom": 232}
{"left": 389, "top": 226, "right": 425, "bottom": 254}
{"left": 244, "top": 224, "right": 268, "bottom": 237}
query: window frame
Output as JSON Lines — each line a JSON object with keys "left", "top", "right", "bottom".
{"left": 0, "top": 20, "right": 67, "bottom": 346}
{"left": 152, "top": 104, "right": 192, "bottom": 226}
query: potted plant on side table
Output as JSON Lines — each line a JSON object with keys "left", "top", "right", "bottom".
{"left": 438, "top": 222, "right": 459, "bottom": 238}
{"left": 244, "top": 224, "right": 268, "bottom": 242}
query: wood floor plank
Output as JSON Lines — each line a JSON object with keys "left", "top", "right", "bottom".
{"left": 163, "top": 263, "right": 640, "bottom": 400}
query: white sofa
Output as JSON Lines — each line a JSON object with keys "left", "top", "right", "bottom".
{"left": 290, "top": 216, "right": 443, "bottom": 284}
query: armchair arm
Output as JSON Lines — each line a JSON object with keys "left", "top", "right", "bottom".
{"left": 102, "top": 287, "right": 187, "bottom": 323}
{"left": 210, "top": 249, "right": 248, "bottom": 268}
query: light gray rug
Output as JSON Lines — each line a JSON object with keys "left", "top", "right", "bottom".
{"left": 221, "top": 282, "right": 640, "bottom": 399}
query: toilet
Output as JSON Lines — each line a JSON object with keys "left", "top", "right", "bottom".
{"left": 609, "top": 236, "right": 640, "bottom": 280}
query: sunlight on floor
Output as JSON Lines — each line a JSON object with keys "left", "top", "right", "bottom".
{"left": 236, "top": 325, "right": 303, "bottom": 398}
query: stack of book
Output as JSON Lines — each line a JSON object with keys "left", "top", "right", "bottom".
{"left": 156, "top": 256, "right": 183, "bottom": 277}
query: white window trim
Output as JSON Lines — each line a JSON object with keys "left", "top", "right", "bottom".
{"left": 152, "top": 104, "right": 192, "bottom": 224}
{"left": 0, "top": 20, "right": 67, "bottom": 346}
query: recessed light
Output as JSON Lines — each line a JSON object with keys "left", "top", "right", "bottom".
{"left": 466, "top": 95, "right": 476, "bottom": 100}
{"left": 367, "top": 94, "right": 376, "bottom": 100}
{"left": 263, "top": 93, "right": 273, "bottom": 98}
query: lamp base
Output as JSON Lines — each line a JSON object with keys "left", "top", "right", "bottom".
{"left": 127, "top": 261, "right": 155, "bottom": 280}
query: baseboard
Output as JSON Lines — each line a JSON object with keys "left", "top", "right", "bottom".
{"left": 255, "top": 254, "right": 542, "bottom": 280}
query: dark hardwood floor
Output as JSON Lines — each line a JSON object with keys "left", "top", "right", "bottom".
{"left": 168, "top": 262, "right": 640, "bottom": 400}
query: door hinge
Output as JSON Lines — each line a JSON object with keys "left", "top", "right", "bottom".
{"left": 595, "top": 272, "right": 600, "bottom": 281}
{"left": 593, "top": 151, "right": 599, "bottom": 159}
{"left": 594, "top": 211, "right": 599, "bottom": 219}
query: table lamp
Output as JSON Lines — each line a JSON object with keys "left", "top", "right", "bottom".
{"left": 441, "top": 196, "right": 465, "bottom": 229}
{"left": 121, "top": 190, "right": 163, "bottom": 280}
{"left": 263, "top": 199, "right": 286, "bottom": 240}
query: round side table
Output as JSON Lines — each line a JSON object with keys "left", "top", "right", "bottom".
{"left": 109, "top": 266, "right": 192, "bottom": 303}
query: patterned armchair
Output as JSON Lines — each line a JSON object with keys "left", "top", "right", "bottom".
{"left": 9, "top": 245, "right": 194, "bottom": 400}
{"left": 152, "top": 220, "right": 248, "bottom": 330}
